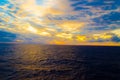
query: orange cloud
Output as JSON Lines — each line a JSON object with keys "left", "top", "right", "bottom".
{"left": 56, "top": 33, "right": 73, "bottom": 40}
{"left": 76, "top": 35, "right": 87, "bottom": 42}
{"left": 49, "top": 40, "right": 66, "bottom": 45}
{"left": 58, "top": 21, "right": 85, "bottom": 32}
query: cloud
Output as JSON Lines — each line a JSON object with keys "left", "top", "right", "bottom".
{"left": 0, "top": 0, "right": 120, "bottom": 44}
{"left": 0, "top": 30, "right": 17, "bottom": 42}
{"left": 89, "top": 29, "right": 120, "bottom": 42}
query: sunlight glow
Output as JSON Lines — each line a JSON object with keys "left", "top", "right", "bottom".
{"left": 27, "top": 26, "right": 37, "bottom": 33}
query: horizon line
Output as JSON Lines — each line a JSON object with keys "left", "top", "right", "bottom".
{"left": 0, "top": 42, "right": 120, "bottom": 46}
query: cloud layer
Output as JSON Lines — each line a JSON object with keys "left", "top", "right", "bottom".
{"left": 0, "top": 0, "right": 120, "bottom": 45}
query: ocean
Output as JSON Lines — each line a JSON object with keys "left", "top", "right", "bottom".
{"left": 0, "top": 44, "right": 120, "bottom": 80}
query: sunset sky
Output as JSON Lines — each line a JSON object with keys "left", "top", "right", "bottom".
{"left": 0, "top": 0, "right": 120, "bottom": 45}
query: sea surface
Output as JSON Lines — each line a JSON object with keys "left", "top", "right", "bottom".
{"left": 0, "top": 44, "right": 120, "bottom": 80}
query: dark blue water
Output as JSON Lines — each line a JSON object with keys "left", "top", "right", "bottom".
{"left": 0, "top": 44, "right": 120, "bottom": 80}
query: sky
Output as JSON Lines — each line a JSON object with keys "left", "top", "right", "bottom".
{"left": 0, "top": 0, "right": 120, "bottom": 45}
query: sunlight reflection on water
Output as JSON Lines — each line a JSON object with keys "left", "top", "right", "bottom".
{"left": 0, "top": 44, "right": 120, "bottom": 80}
